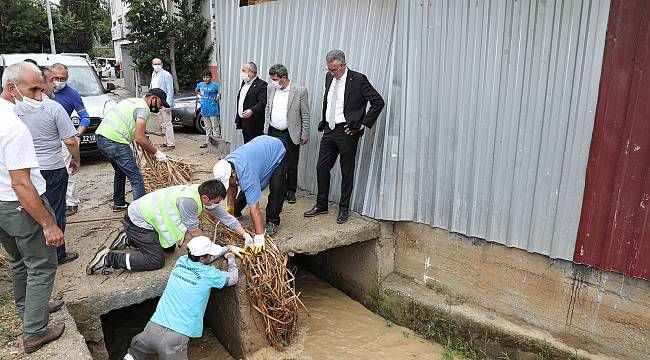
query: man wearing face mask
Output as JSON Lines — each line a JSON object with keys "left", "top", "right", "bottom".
{"left": 86, "top": 180, "right": 250, "bottom": 274}
{"left": 95, "top": 88, "right": 169, "bottom": 213}
{"left": 0, "top": 62, "right": 66, "bottom": 354}
{"left": 17, "top": 64, "right": 81, "bottom": 265}
{"left": 264, "top": 64, "right": 310, "bottom": 204}
{"left": 150, "top": 58, "right": 175, "bottom": 149}
{"left": 50, "top": 63, "right": 89, "bottom": 217}
{"left": 235, "top": 62, "right": 267, "bottom": 143}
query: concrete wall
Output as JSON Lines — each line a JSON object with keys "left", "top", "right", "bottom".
{"left": 393, "top": 222, "right": 650, "bottom": 359}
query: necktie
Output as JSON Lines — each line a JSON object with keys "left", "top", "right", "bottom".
{"left": 328, "top": 78, "right": 339, "bottom": 130}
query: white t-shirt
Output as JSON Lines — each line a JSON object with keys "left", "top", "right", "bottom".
{"left": 0, "top": 98, "right": 47, "bottom": 201}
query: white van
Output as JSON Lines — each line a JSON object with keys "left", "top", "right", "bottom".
{"left": 0, "top": 53, "right": 117, "bottom": 153}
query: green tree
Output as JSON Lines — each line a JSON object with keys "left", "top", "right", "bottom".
{"left": 0, "top": 0, "right": 49, "bottom": 53}
{"left": 58, "top": 0, "right": 95, "bottom": 53}
{"left": 126, "top": 0, "right": 212, "bottom": 88}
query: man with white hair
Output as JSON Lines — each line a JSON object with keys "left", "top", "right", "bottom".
{"left": 123, "top": 236, "right": 239, "bottom": 360}
{"left": 0, "top": 62, "right": 66, "bottom": 353}
{"left": 150, "top": 58, "right": 175, "bottom": 149}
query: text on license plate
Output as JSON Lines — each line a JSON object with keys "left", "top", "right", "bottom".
{"left": 80, "top": 134, "right": 96, "bottom": 144}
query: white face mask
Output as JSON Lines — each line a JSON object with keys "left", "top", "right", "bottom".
{"left": 14, "top": 86, "right": 43, "bottom": 114}
{"left": 153, "top": 64, "right": 162, "bottom": 72}
{"left": 53, "top": 81, "right": 66, "bottom": 90}
{"left": 240, "top": 72, "right": 250, "bottom": 82}
{"left": 204, "top": 204, "right": 218, "bottom": 210}
{"left": 270, "top": 80, "right": 281, "bottom": 89}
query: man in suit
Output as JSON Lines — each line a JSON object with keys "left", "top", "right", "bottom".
{"left": 235, "top": 62, "right": 267, "bottom": 143}
{"left": 150, "top": 58, "right": 175, "bottom": 149}
{"left": 264, "top": 64, "right": 310, "bottom": 204}
{"left": 304, "top": 50, "right": 384, "bottom": 224}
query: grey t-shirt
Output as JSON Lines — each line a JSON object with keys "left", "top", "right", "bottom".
{"left": 17, "top": 97, "right": 77, "bottom": 170}
{"left": 134, "top": 107, "right": 150, "bottom": 123}
{"left": 128, "top": 197, "right": 241, "bottom": 233}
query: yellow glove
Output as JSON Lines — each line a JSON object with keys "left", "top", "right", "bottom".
{"left": 226, "top": 206, "right": 235, "bottom": 215}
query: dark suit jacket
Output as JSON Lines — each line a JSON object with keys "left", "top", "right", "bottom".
{"left": 235, "top": 77, "right": 268, "bottom": 133}
{"left": 318, "top": 69, "right": 384, "bottom": 135}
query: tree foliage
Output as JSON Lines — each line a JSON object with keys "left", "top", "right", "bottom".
{"left": 126, "top": 0, "right": 212, "bottom": 88}
{"left": 0, "top": 0, "right": 111, "bottom": 54}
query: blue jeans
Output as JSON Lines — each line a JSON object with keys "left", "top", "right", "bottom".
{"left": 97, "top": 135, "right": 145, "bottom": 206}
{"left": 40, "top": 167, "right": 68, "bottom": 259}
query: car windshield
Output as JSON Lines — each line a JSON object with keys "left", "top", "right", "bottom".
{"left": 67, "top": 65, "right": 104, "bottom": 96}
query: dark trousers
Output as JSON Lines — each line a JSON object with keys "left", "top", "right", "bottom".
{"left": 316, "top": 124, "right": 360, "bottom": 211}
{"left": 105, "top": 215, "right": 165, "bottom": 272}
{"left": 234, "top": 132, "right": 289, "bottom": 225}
{"left": 268, "top": 127, "right": 300, "bottom": 195}
{"left": 40, "top": 167, "right": 69, "bottom": 259}
{"left": 242, "top": 127, "right": 263, "bottom": 144}
{"left": 97, "top": 135, "right": 146, "bottom": 206}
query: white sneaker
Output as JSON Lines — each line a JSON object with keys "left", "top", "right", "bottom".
{"left": 86, "top": 248, "right": 110, "bottom": 275}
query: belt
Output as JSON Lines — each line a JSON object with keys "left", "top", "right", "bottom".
{"left": 270, "top": 126, "right": 289, "bottom": 132}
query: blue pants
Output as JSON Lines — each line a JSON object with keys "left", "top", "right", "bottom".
{"left": 40, "top": 167, "right": 68, "bottom": 259}
{"left": 97, "top": 135, "right": 145, "bottom": 206}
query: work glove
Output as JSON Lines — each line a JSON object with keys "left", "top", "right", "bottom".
{"left": 226, "top": 206, "right": 235, "bottom": 216}
{"left": 253, "top": 234, "right": 265, "bottom": 255}
{"left": 226, "top": 245, "right": 245, "bottom": 259}
{"left": 243, "top": 233, "right": 254, "bottom": 250}
{"left": 154, "top": 150, "right": 167, "bottom": 162}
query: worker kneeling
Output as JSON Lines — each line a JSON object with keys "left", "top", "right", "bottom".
{"left": 123, "top": 236, "right": 239, "bottom": 360}
{"left": 86, "top": 179, "right": 250, "bottom": 274}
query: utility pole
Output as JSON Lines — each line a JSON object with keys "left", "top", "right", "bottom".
{"left": 45, "top": 0, "right": 56, "bottom": 54}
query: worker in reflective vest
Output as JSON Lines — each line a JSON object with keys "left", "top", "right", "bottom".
{"left": 86, "top": 179, "right": 249, "bottom": 274}
{"left": 95, "top": 88, "right": 170, "bottom": 213}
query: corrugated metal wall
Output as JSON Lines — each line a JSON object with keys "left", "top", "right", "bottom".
{"left": 215, "top": 0, "right": 610, "bottom": 260}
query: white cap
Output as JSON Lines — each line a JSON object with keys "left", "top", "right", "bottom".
{"left": 187, "top": 236, "right": 223, "bottom": 256}
{"left": 213, "top": 159, "right": 232, "bottom": 191}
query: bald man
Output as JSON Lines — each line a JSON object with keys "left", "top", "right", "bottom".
{"left": 150, "top": 58, "right": 175, "bottom": 149}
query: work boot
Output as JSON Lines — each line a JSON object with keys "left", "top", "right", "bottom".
{"left": 112, "top": 201, "right": 130, "bottom": 212}
{"left": 109, "top": 232, "right": 130, "bottom": 250}
{"left": 48, "top": 300, "right": 64, "bottom": 314}
{"left": 23, "top": 323, "right": 65, "bottom": 354}
{"left": 65, "top": 205, "right": 78, "bottom": 216}
{"left": 86, "top": 248, "right": 111, "bottom": 275}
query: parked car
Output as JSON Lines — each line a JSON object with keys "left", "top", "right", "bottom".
{"left": 0, "top": 53, "right": 117, "bottom": 153}
{"left": 171, "top": 90, "right": 206, "bottom": 134}
{"left": 60, "top": 52, "right": 91, "bottom": 62}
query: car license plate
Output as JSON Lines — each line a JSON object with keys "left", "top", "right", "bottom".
{"left": 80, "top": 134, "right": 96, "bottom": 144}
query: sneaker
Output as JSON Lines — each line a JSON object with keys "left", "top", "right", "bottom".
{"left": 109, "top": 232, "right": 129, "bottom": 250}
{"left": 265, "top": 222, "right": 279, "bottom": 237}
{"left": 86, "top": 247, "right": 111, "bottom": 275}
{"left": 199, "top": 144, "right": 207, "bottom": 148}
{"left": 65, "top": 205, "right": 78, "bottom": 216}
{"left": 112, "top": 202, "right": 130, "bottom": 212}
{"left": 286, "top": 193, "right": 296, "bottom": 204}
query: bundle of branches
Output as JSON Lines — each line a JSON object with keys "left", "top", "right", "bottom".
{"left": 202, "top": 213, "right": 308, "bottom": 350}
{"left": 134, "top": 145, "right": 194, "bottom": 192}
{"left": 0, "top": 251, "right": 7, "bottom": 268}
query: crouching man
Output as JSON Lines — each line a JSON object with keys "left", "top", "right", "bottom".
{"left": 86, "top": 179, "right": 252, "bottom": 274}
{"left": 124, "top": 236, "right": 240, "bottom": 360}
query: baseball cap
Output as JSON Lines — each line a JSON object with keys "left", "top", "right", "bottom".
{"left": 146, "top": 88, "right": 170, "bottom": 108}
{"left": 187, "top": 236, "right": 223, "bottom": 257}
{"left": 213, "top": 159, "right": 232, "bottom": 191}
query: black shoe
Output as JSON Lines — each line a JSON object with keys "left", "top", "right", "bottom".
{"left": 304, "top": 206, "right": 328, "bottom": 217}
{"left": 112, "top": 201, "right": 130, "bottom": 212}
{"left": 286, "top": 193, "right": 296, "bottom": 204}
{"left": 65, "top": 205, "right": 78, "bottom": 216}
{"left": 265, "top": 222, "right": 279, "bottom": 237}
{"left": 234, "top": 211, "right": 243, "bottom": 219}
{"left": 57, "top": 251, "right": 79, "bottom": 265}
{"left": 337, "top": 209, "right": 350, "bottom": 224}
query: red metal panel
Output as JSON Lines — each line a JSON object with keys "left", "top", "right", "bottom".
{"left": 575, "top": 0, "right": 650, "bottom": 280}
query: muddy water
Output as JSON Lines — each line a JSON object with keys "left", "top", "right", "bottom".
{"left": 188, "top": 271, "right": 444, "bottom": 360}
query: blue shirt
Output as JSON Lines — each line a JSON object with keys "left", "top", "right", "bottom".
{"left": 196, "top": 82, "right": 220, "bottom": 116}
{"left": 225, "top": 135, "right": 286, "bottom": 206}
{"left": 52, "top": 85, "right": 90, "bottom": 127}
{"left": 150, "top": 256, "right": 228, "bottom": 338}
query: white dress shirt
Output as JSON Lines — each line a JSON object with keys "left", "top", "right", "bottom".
{"left": 326, "top": 68, "right": 348, "bottom": 124}
{"left": 150, "top": 70, "right": 161, "bottom": 88}
{"left": 238, "top": 77, "right": 256, "bottom": 117}
{"left": 270, "top": 82, "right": 291, "bottom": 130}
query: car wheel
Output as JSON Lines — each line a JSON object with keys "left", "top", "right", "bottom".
{"left": 194, "top": 111, "right": 206, "bottom": 134}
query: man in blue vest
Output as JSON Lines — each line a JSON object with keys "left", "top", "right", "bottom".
{"left": 86, "top": 179, "right": 249, "bottom": 274}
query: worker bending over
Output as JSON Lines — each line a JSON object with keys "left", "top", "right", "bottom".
{"left": 124, "top": 236, "right": 239, "bottom": 360}
{"left": 213, "top": 135, "right": 287, "bottom": 247}
{"left": 86, "top": 179, "right": 250, "bottom": 274}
